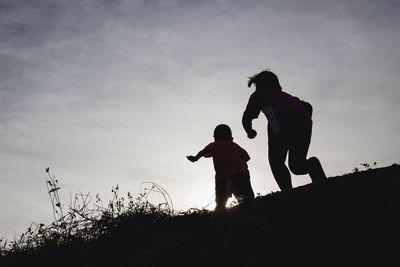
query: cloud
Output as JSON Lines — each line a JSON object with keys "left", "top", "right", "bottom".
{"left": 1, "top": 0, "right": 400, "bottom": 240}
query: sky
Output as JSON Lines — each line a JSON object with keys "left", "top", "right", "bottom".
{"left": 1, "top": 0, "right": 399, "bottom": 240}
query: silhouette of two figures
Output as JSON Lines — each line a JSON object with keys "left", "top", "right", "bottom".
{"left": 187, "top": 69, "right": 327, "bottom": 210}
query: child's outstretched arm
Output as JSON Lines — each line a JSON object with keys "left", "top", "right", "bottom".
{"left": 186, "top": 149, "right": 206, "bottom": 162}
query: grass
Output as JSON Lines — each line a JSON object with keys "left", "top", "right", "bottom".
{"left": 1, "top": 164, "right": 400, "bottom": 266}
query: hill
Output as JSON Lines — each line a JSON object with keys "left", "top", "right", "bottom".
{"left": 1, "top": 164, "right": 399, "bottom": 266}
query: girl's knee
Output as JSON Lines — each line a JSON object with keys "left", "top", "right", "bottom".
{"left": 289, "top": 160, "right": 308, "bottom": 175}
{"left": 308, "top": 157, "right": 319, "bottom": 165}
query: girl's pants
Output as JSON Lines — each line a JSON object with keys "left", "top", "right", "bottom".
{"left": 268, "top": 126, "right": 326, "bottom": 191}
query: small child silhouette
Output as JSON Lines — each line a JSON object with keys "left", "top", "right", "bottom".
{"left": 187, "top": 124, "right": 255, "bottom": 211}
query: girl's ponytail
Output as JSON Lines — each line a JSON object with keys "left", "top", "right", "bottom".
{"left": 247, "top": 69, "right": 282, "bottom": 91}
{"left": 247, "top": 77, "right": 254, "bottom": 88}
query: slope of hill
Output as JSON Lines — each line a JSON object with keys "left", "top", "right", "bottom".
{"left": 1, "top": 164, "right": 399, "bottom": 266}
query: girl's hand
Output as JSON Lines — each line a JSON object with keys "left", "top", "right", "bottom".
{"left": 247, "top": 129, "right": 257, "bottom": 139}
{"left": 186, "top": 155, "right": 197, "bottom": 162}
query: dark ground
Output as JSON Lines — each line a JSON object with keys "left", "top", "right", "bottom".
{"left": 2, "top": 164, "right": 400, "bottom": 266}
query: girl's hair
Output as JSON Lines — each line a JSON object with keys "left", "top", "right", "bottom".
{"left": 247, "top": 69, "right": 282, "bottom": 91}
{"left": 213, "top": 124, "right": 233, "bottom": 141}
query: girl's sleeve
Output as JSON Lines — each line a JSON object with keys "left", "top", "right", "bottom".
{"left": 242, "top": 93, "right": 262, "bottom": 134}
{"left": 292, "top": 95, "right": 313, "bottom": 117}
{"left": 300, "top": 100, "right": 313, "bottom": 117}
{"left": 243, "top": 93, "right": 261, "bottom": 120}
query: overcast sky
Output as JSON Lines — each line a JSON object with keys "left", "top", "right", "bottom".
{"left": 1, "top": 0, "right": 399, "bottom": 240}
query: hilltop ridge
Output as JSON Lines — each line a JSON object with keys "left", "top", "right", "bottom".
{"left": 1, "top": 164, "right": 399, "bottom": 266}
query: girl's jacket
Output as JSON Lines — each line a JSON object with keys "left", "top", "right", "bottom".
{"left": 243, "top": 89, "right": 313, "bottom": 138}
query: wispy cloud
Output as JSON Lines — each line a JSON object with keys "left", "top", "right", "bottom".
{"left": 1, "top": 0, "right": 399, "bottom": 240}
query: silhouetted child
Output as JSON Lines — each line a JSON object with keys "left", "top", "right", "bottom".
{"left": 187, "top": 124, "right": 255, "bottom": 211}
{"left": 242, "top": 69, "right": 327, "bottom": 191}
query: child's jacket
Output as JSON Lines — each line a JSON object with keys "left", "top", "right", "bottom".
{"left": 243, "top": 89, "right": 312, "bottom": 138}
{"left": 202, "top": 141, "right": 250, "bottom": 179}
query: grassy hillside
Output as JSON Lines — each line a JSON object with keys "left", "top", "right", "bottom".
{"left": 1, "top": 164, "right": 399, "bottom": 266}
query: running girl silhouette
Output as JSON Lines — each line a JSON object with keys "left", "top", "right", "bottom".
{"left": 242, "top": 69, "right": 326, "bottom": 191}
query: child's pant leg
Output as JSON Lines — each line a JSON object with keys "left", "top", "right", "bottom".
{"left": 215, "top": 177, "right": 232, "bottom": 210}
{"left": 231, "top": 172, "right": 254, "bottom": 201}
{"left": 268, "top": 135, "right": 292, "bottom": 191}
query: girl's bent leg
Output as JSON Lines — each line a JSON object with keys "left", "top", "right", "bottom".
{"left": 288, "top": 126, "right": 327, "bottom": 183}
{"left": 269, "top": 135, "right": 292, "bottom": 191}
{"left": 308, "top": 157, "right": 327, "bottom": 183}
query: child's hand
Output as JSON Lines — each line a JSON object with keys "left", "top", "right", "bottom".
{"left": 247, "top": 129, "right": 257, "bottom": 139}
{"left": 186, "top": 155, "right": 197, "bottom": 162}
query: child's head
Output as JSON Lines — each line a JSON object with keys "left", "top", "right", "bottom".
{"left": 214, "top": 124, "right": 233, "bottom": 141}
{"left": 247, "top": 69, "right": 281, "bottom": 91}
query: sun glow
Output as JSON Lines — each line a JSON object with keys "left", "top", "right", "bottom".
{"left": 200, "top": 196, "right": 238, "bottom": 211}
{"left": 188, "top": 185, "right": 239, "bottom": 212}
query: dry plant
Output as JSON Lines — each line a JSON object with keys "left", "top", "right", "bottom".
{"left": 0, "top": 167, "right": 175, "bottom": 256}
